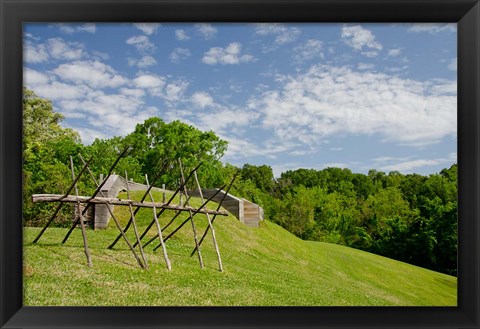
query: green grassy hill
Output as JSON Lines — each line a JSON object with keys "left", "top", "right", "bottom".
{"left": 23, "top": 190, "right": 457, "bottom": 306}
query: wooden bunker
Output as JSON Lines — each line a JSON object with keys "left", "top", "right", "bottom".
{"left": 93, "top": 175, "right": 165, "bottom": 229}
{"left": 191, "top": 188, "right": 264, "bottom": 227}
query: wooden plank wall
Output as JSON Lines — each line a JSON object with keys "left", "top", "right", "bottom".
{"left": 191, "top": 188, "right": 264, "bottom": 227}
{"left": 242, "top": 199, "right": 263, "bottom": 227}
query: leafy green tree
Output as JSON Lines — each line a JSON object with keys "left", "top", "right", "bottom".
{"left": 123, "top": 117, "right": 227, "bottom": 188}
{"left": 240, "top": 164, "right": 275, "bottom": 192}
{"left": 23, "top": 88, "right": 84, "bottom": 226}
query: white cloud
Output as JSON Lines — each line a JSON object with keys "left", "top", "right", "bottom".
{"left": 24, "top": 37, "right": 106, "bottom": 64}
{"left": 54, "top": 23, "right": 96, "bottom": 34}
{"left": 249, "top": 64, "right": 456, "bottom": 147}
{"left": 133, "top": 74, "right": 164, "bottom": 88}
{"left": 126, "top": 35, "right": 155, "bottom": 52}
{"left": 24, "top": 67, "right": 50, "bottom": 86}
{"left": 23, "top": 67, "right": 92, "bottom": 101}
{"left": 191, "top": 92, "right": 214, "bottom": 108}
{"left": 407, "top": 23, "right": 456, "bottom": 33}
{"left": 57, "top": 90, "right": 149, "bottom": 139}
{"left": 254, "top": 23, "right": 301, "bottom": 45}
{"left": 448, "top": 57, "right": 457, "bottom": 71}
{"left": 47, "top": 38, "right": 85, "bottom": 61}
{"left": 53, "top": 61, "right": 128, "bottom": 88}
{"left": 198, "top": 109, "right": 260, "bottom": 134}
{"left": 293, "top": 39, "right": 324, "bottom": 63}
{"left": 163, "top": 81, "right": 189, "bottom": 103}
{"left": 362, "top": 51, "right": 379, "bottom": 58}
{"left": 73, "top": 127, "right": 110, "bottom": 145}
{"left": 133, "top": 74, "right": 165, "bottom": 96}
{"left": 222, "top": 136, "right": 299, "bottom": 164}
{"left": 128, "top": 55, "right": 157, "bottom": 68}
{"left": 91, "top": 51, "right": 110, "bottom": 61}
{"left": 195, "top": 24, "right": 217, "bottom": 39}
{"left": 169, "top": 48, "right": 191, "bottom": 63}
{"left": 373, "top": 155, "right": 455, "bottom": 173}
{"left": 133, "top": 23, "right": 161, "bottom": 35}
{"left": 78, "top": 24, "right": 97, "bottom": 33}
{"left": 202, "top": 42, "right": 254, "bottom": 65}
{"left": 357, "top": 63, "right": 375, "bottom": 70}
{"left": 254, "top": 23, "right": 301, "bottom": 52}
{"left": 175, "top": 29, "right": 190, "bottom": 41}
{"left": 120, "top": 88, "right": 146, "bottom": 98}
{"left": 341, "top": 25, "right": 382, "bottom": 53}
{"left": 35, "top": 82, "right": 92, "bottom": 101}
{"left": 387, "top": 48, "right": 401, "bottom": 57}
{"left": 24, "top": 41, "right": 49, "bottom": 63}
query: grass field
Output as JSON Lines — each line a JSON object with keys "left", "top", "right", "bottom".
{"left": 23, "top": 190, "right": 457, "bottom": 306}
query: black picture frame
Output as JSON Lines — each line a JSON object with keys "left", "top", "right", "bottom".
{"left": 1, "top": 0, "right": 479, "bottom": 328}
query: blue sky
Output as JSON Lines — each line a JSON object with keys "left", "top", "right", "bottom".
{"left": 23, "top": 23, "right": 457, "bottom": 177}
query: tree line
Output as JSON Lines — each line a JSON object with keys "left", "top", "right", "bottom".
{"left": 23, "top": 88, "right": 457, "bottom": 275}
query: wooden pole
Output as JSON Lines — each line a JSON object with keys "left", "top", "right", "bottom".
{"left": 191, "top": 170, "right": 239, "bottom": 257}
{"left": 32, "top": 156, "right": 94, "bottom": 243}
{"left": 63, "top": 146, "right": 131, "bottom": 244}
{"left": 125, "top": 171, "right": 148, "bottom": 269}
{"left": 75, "top": 156, "right": 146, "bottom": 269}
{"left": 107, "top": 160, "right": 169, "bottom": 249}
{"left": 70, "top": 156, "right": 92, "bottom": 267}
{"left": 178, "top": 159, "right": 203, "bottom": 269}
{"left": 145, "top": 174, "right": 171, "bottom": 271}
{"left": 32, "top": 194, "right": 228, "bottom": 216}
{"left": 132, "top": 162, "right": 203, "bottom": 248}
{"left": 141, "top": 193, "right": 194, "bottom": 249}
{"left": 153, "top": 185, "right": 228, "bottom": 251}
{"left": 193, "top": 170, "right": 223, "bottom": 272}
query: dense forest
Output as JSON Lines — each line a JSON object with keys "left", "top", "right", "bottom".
{"left": 23, "top": 88, "right": 457, "bottom": 276}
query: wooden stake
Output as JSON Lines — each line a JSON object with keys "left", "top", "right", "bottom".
{"left": 178, "top": 159, "right": 203, "bottom": 269}
{"left": 141, "top": 193, "right": 194, "bottom": 249}
{"left": 108, "top": 160, "right": 169, "bottom": 249}
{"left": 145, "top": 174, "right": 171, "bottom": 271}
{"left": 32, "top": 156, "right": 93, "bottom": 243}
{"left": 76, "top": 155, "right": 146, "bottom": 269}
{"left": 191, "top": 170, "right": 239, "bottom": 257}
{"left": 125, "top": 171, "right": 148, "bottom": 269}
{"left": 193, "top": 170, "right": 223, "bottom": 272}
{"left": 63, "top": 146, "right": 131, "bottom": 244}
{"left": 153, "top": 185, "right": 226, "bottom": 251}
{"left": 132, "top": 162, "right": 203, "bottom": 248}
{"left": 70, "top": 156, "right": 92, "bottom": 267}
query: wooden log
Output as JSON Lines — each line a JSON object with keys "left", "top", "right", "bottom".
{"left": 194, "top": 170, "right": 223, "bottom": 272}
{"left": 73, "top": 156, "right": 146, "bottom": 269}
{"left": 190, "top": 170, "right": 239, "bottom": 257}
{"left": 108, "top": 159, "right": 169, "bottom": 249}
{"left": 141, "top": 193, "right": 194, "bottom": 249}
{"left": 145, "top": 174, "right": 171, "bottom": 271}
{"left": 70, "top": 156, "right": 92, "bottom": 267}
{"left": 153, "top": 184, "right": 226, "bottom": 251}
{"left": 63, "top": 146, "right": 131, "bottom": 244}
{"left": 125, "top": 171, "right": 148, "bottom": 269}
{"left": 178, "top": 159, "right": 203, "bottom": 269}
{"left": 32, "top": 194, "right": 228, "bottom": 216}
{"left": 132, "top": 162, "right": 203, "bottom": 248}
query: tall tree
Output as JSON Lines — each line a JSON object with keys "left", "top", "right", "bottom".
{"left": 23, "top": 88, "right": 84, "bottom": 226}
{"left": 123, "top": 117, "right": 228, "bottom": 188}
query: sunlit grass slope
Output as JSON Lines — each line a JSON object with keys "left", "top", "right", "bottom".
{"left": 23, "top": 190, "right": 457, "bottom": 306}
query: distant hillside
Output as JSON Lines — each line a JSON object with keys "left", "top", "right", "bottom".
{"left": 23, "top": 190, "right": 457, "bottom": 306}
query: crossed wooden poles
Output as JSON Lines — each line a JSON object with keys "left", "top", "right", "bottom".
{"left": 31, "top": 147, "right": 236, "bottom": 271}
